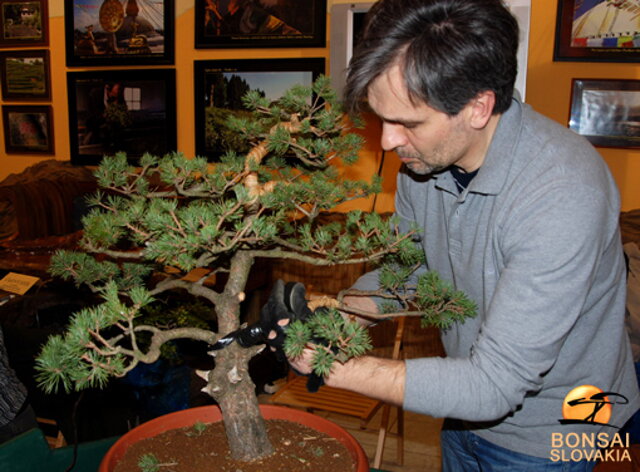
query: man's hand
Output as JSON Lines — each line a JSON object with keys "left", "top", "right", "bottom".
{"left": 287, "top": 294, "right": 406, "bottom": 405}
{"left": 289, "top": 347, "right": 406, "bottom": 406}
{"left": 288, "top": 346, "right": 315, "bottom": 376}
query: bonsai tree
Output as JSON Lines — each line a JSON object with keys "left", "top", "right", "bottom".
{"left": 35, "top": 77, "right": 475, "bottom": 463}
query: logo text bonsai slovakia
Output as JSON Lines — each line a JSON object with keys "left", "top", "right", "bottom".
{"left": 550, "top": 385, "right": 631, "bottom": 463}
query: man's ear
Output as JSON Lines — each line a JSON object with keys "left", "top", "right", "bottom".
{"left": 467, "top": 90, "right": 496, "bottom": 130}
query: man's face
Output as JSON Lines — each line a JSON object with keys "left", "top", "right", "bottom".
{"left": 367, "top": 64, "right": 477, "bottom": 175}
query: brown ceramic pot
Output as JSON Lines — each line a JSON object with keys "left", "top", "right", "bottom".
{"left": 98, "top": 404, "right": 369, "bottom": 472}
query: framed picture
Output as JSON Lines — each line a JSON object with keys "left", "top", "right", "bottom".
{"left": 2, "top": 105, "right": 53, "bottom": 154}
{"left": 194, "top": 0, "right": 326, "bottom": 49}
{"left": 569, "top": 78, "right": 640, "bottom": 148}
{"left": 67, "top": 69, "right": 177, "bottom": 165}
{"left": 554, "top": 0, "right": 640, "bottom": 62}
{"left": 64, "top": 0, "right": 174, "bottom": 67}
{"left": 0, "top": 0, "right": 48, "bottom": 47}
{"left": 194, "top": 58, "right": 325, "bottom": 160}
{"left": 0, "top": 49, "right": 50, "bottom": 100}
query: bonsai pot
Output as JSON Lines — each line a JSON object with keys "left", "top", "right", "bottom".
{"left": 99, "top": 404, "right": 369, "bottom": 472}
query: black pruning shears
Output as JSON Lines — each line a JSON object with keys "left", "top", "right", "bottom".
{"left": 209, "top": 279, "right": 326, "bottom": 392}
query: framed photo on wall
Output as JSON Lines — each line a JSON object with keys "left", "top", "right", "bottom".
{"left": 64, "top": 0, "right": 174, "bottom": 67}
{"left": 67, "top": 69, "right": 177, "bottom": 165}
{"left": 2, "top": 105, "right": 53, "bottom": 154}
{"left": 0, "top": 0, "right": 48, "bottom": 47}
{"left": 194, "top": 0, "right": 326, "bottom": 48}
{"left": 0, "top": 49, "right": 50, "bottom": 100}
{"left": 194, "top": 57, "right": 325, "bottom": 160}
{"left": 554, "top": 0, "right": 640, "bottom": 62}
{"left": 569, "top": 78, "right": 640, "bottom": 148}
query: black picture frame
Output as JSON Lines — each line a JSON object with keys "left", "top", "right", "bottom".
{"left": 2, "top": 105, "right": 53, "bottom": 154}
{"left": 194, "top": 0, "right": 326, "bottom": 49}
{"left": 0, "top": 49, "right": 50, "bottom": 101}
{"left": 194, "top": 57, "right": 325, "bottom": 160}
{"left": 67, "top": 68, "right": 177, "bottom": 166}
{"left": 569, "top": 78, "right": 640, "bottom": 149}
{"left": 64, "top": 0, "right": 174, "bottom": 67}
{"left": 0, "top": 0, "right": 48, "bottom": 47}
{"left": 554, "top": 0, "right": 640, "bottom": 62}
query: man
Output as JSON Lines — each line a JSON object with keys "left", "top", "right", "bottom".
{"left": 290, "top": 0, "right": 640, "bottom": 469}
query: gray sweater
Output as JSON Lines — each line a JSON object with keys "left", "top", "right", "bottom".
{"left": 353, "top": 98, "right": 640, "bottom": 458}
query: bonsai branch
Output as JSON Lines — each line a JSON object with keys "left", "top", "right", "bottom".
{"left": 81, "top": 240, "right": 145, "bottom": 260}
{"left": 84, "top": 323, "right": 220, "bottom": 377}
{"left": 152, "top": 277, "right": 221, "bottom": 306}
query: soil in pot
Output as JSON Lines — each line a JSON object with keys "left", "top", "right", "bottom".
{"left": 113, "top": 418, "right": 356, "bottom": 472}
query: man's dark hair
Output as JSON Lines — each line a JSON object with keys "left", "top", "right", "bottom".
{"left": 344, "top": 0, "right": 519, "bottom": 116}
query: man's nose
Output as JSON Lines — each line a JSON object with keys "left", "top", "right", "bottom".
{"left": 380, "top": 123, "right": 407, "bottom": 152}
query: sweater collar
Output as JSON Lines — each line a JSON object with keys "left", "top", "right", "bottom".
{"left": 432, "top": 97, "right": 523, "bottom": 197}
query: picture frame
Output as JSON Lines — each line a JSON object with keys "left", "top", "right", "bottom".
{"left": 64, "top": 0, "right": 174, "bottom": 67}
{"left": 67, "top": 69, "right": 177, "bottom": 165}
{"left": 2, "top": 105, "right": 53, "bottom": 154}
{"left": 0, "top": 0, "right": 48, "bottom": 47}
{"left": 568, "top": 78, "right": 640, "bottom": 149}
{"left": 194, "top": 0, "right": 326, "bottom": 49}
{"left": 0, "top": 49, "right": 50, "bottom": 100}
{"left": 194, "top": 57, "right": 325, "bottom": 160}
{"left": 554, "top": 0, "right": 640, "bottom": 62}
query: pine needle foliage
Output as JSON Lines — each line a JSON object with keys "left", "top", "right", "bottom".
{"left": 415, "top": 272, "right": 477, "bottom": 329}
{"left": 283, "top": 308, "right": 372, "bottom": 377}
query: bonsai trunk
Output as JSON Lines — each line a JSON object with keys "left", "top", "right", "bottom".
{"left": 207, "top": 251, "right": 274, "bottom": 461}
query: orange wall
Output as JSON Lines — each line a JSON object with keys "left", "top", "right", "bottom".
{"left": 1, "top": 0, "right": 639, "bottom": 211}
{"left": 527, "top": 0, "right": 640, "bottom": 211}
